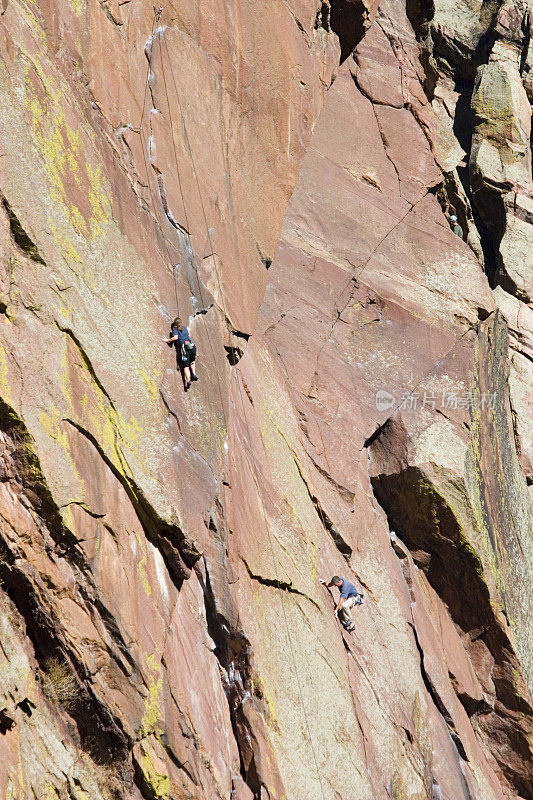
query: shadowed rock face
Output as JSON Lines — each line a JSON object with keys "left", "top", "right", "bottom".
{"left": 0, "top": 1, "right": 532, "bottom": 800}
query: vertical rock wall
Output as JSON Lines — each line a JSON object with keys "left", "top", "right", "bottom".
{"left": 0, "top": 0, "right": 531, "bottom": 799}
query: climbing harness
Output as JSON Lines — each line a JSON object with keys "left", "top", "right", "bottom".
{"left": 180, "top": 339, "right": 196, "bottom": 364}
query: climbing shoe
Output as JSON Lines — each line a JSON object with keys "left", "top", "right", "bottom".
{"left": 191, "top": 373, "right": 198, "bottom": 381}
{"left": 184, "top": 382, "right": 191, "bottom": 392}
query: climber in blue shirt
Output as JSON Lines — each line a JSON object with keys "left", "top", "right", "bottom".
{"left": 320, "top": 575, "right": 363, "bottom": 632}
{"left": 163, "top": 317, "right": 198, "bottom": 391}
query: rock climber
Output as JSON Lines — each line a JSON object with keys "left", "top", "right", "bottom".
{"left": 163, "top": 317, "right": 198, "bottom": 391}
{"left": 449, "top": 213, "right": 464, "bottom": 240}
{"left": 320, "top": 575, "right": 363, "bottom": 632}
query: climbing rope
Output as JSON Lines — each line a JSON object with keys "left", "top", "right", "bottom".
{"left": 137, "top": 6, "right": 181, "bottom": 315}
{"left": 155, "top": 24, "right": 227, "bottom": 411}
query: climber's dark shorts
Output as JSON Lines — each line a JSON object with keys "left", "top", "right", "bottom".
{"left": 180, "top": 343, "right": 197, "bottom": 367}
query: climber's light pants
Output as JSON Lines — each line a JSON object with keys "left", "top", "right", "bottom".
{"left": 338, "top": 596, "right": 357, "bottom": 625}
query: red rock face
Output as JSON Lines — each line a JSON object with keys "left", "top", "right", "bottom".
{"left": 0, "top": 0, "right": 531, "bottom": 799}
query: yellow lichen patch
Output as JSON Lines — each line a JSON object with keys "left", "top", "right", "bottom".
{"left": 94, "top": 523, "right": 102, "bottom": 554}
{"left": 248, "top": 593, "right": 281, "bottom": 731}
{"left": 136, "top": 531, "right": 151, "bottom": 596}
{"left": 141, "top": 654, "right": 164, "bottom": 737}
{"left": 61, "top": 503, "right": 74, "bottom": 531}
{"left": 466, "top": 389, "right": 502, "bottom": 578}
{"left": 70, "top": 0, "right": 86, "bottom": 16}
{"left": 38, "top": 404, "right": 85, "bottom": 498}
{"left": 412, "top": 691, "right": 432, "bottom": 777}
{"left": 39, "top": 406, "right": 71, "bottom": 458}
{"left": 263, "top": 685, "right": 279, "bottom": 731}
{"left": 24, "top": 73, "right": 110, "bottom": 241}
{"left": 86, "top": 163, "right": 111, "bottom": 236}
{"left": 60, "top": 339, "right": 146, "bottom": 479}
{"left": 138, "top": 742, "right": 171, "bottom": 800}
{"left": 20, "top": 3, "right": 47, "bottom": 47}
{"left": 146, "top": 650, "right": 162, "bottom": 674}
{"left": 0, "top": 344, "right": 12, "bottom": 403}
{"left": 138, "top": 367, "right": 160, "bottom": 403}
{"left": 308, "top": 538, "right": 318, "bottom": 580}
{"left": 11, "top": 763, "right": 24, "bottom": 800}
{"left": 71, "top": 786, "right": 89, "bottom": 800}
{"left": 56, "top": 295, "right": 74, "bottom": 326}
{"left": 41, "top": 784, "right": 60, "bottom": 800}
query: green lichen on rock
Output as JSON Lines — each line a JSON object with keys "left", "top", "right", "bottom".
{"left": 472, "top": 62, "right": 516, "bottom": 141}
{"left": 134, "top": 740, "right": 171, "bottom": 800}
{"left": 465, "top": 310, "right": 533, "bottom": 692}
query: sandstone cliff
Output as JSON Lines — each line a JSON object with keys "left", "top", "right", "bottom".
{"left": 0, "top": 0, "right": 532, "bottom": 799}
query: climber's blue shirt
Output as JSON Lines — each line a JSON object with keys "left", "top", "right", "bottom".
{"left": 339, "top": 578, "right": 358, "bottom": 599}
{"left": 171, "top": 325, "right": 190, "bottom": 345}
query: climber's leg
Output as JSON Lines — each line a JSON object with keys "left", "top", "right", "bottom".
{"left": 338, "top": 597, "right": 355, "bottom": 626}
{"left": 190, "top": 347, "right": 198, "bottom": 380}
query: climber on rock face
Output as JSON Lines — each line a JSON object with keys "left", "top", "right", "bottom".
{"left": 320, "top": 575, "right": 363, "bottom": 632}
{"left": 449, "top": 214, "right": 464, "bottom": 240}
{"left": 163, "top": 317, "right": 198, "bottom": 391}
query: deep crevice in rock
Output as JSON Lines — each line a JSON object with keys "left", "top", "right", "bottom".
{"left": 293, "top": 459, "right": 352, "bottom": 560}
{"left": 409, "top": 617, "right": 469, "bottom": 764}
{"left": 0, "top": 398, "right": 79, "bottom": 555}
{"left": 198, "top": 562, "right": 268, "bottom": 799}
{"left": 225, "top": 330, "right": 250, "bottom": 366}
{"left": 0, "top": 561, "right": 130, "bottom": 768}
{"left": 469, "top": 183, "right": 506, "bottom": 288}
{"left": 1, "top": 196, "right": 46, "bottom": 265}
{"left": 371, "top": 463, "right": 490, "bottom": 635}
{"left": 405, "top": 0, "right": 503, "bottom": 283}
{"left": 450, "top": 78, "right": 504, "bottom": 286}
{"left": 0, "top": 708, "right": 15, "bottom": 734}
{"left": 243, "top": 560, "right": 320, "bottom": 608}
{"left": 63, "top": 418, "right": 199, "bottom": 584}
{"left": 0, "top": 411, "right": 134, "bottom": 773}
{"left": 368, "top": 452, "right": 533, "bottom": 796}
{"left": 330, "top": 0, "right": 367, "bottom": 63}
{"left": 57, "top": 325, "right": 119, "bottom": 412}
{"left": 447, "top": 77, "right": 503, "bottom": 284}
{"left": 314, "top": 1, "right": 331, "bottom": 31}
